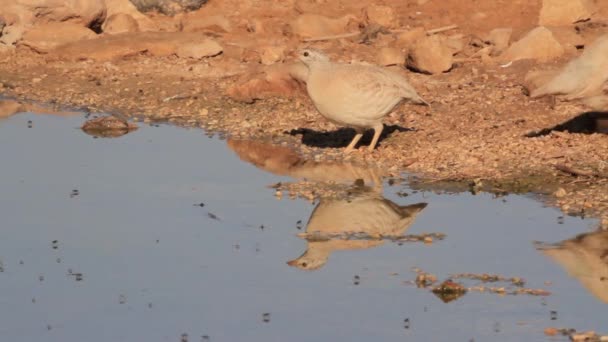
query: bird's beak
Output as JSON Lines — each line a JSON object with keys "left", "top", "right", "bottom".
{"left": 286, "top": 260, "right": 298, "bottom": 266}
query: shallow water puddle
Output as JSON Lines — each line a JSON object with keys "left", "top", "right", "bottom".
{"left": 0, "top": 112, "right": 605, "bottom": 342}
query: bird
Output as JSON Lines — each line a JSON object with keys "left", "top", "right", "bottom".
{"left": 298, "top": 48, "right": 428, "bottom": 153}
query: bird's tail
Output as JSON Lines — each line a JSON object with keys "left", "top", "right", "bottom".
{"left": 399, "top": 202, "right": 428, "bottom": 216}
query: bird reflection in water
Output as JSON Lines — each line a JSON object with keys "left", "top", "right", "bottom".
{"left": 227, "top": 138, "right": 428, "bottom": 271}
{"left": 536, "top": 229, "right": 608, "bottom": 303}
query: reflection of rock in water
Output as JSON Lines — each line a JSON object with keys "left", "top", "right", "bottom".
{"left": 288, "top": 189, "right": 427, "bottom": 270}
{"left": 226, "top": 138, "right": 385, "bottom": 187}
{"left": 0, "top": 100, "right": 82, "bottom": 119}
{"left": 226, "top": 138, "right": 427, "bottom": 271}
{"left": 536, "top": 230, "right": 608, "bottom": 303}
{"left": 81, "top": 116, "right": 138, "bottom": 138}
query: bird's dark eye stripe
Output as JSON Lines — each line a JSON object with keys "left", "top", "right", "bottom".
{"left": 303, "top": 51, "right": 309, "bottom": 57}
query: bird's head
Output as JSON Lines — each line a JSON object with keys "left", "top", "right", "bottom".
{"left": 298, "top": 48, "right": 330, "bottom": 67}
{"left": 286, "top": 253, "right": 328, "bottom": 271}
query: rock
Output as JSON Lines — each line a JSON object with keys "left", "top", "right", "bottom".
{"left": 530, "top": 34, "right": 608, "bottom": 100}
{"left": 20, "top": 22, "right": 97, "bottom": 53}
{"left": 102, "top": 13, "right": 139, "bottom": 34}
{"left": 486, "top": 28, "right": 512, "bottom": 55}
{"left": 81, "top": 116, "right": 138, "bottom": 138}
{"left": 554, "top": 188, "right": 567, "bottom": 198}
{"left": 260, "top": 45, "right": 285, "bottom": 65}
{"left": 364, "top": 5, "right": 397, "bottom": 28}
{"left": 104, "top": 0, "right": 157, "bottom": 31}
{"left": 289, "top": 14, "right": 356, "bottom": 38}
{"left": 52, "top": 31, "right": 213, "bottom": 61}
{"left": 176, "top": 39, "right": 222, "bottom": 59}
{"left": 500, "top": 26, "right": 564, "bottom": 63}
{"left": 406, "top": 35, "right": 453, "bottom": 74}
{"left": 376, "top": 47, "right": 404, "bottom": 66}
{"left": 129, "top": 0, "right": 207, "bottom": 15}
{"left": 0, "top": 100, "right": 23, "bottom": 118}
{"left": 16, "top": 0, "right": 107, "bottom": 27}
{"left": 181, "top": 14, "right": 232, "bottom": 33}
{"left": 226, "top": 62, "right": 307, "bottom": 103}
{"left": 444, "top": 34, "right": 464, "bottom": 55}
{"left": 395, "top": 27, "right": 426, "bottom": 49}
{"left": 0, "top": 25, "right": 26, "bottom": 46}
{"left": 0, "top": 17, "right": 5, "bottom": 32}
{"left": 539, "top": 0, "right": 596, "bottom": 26}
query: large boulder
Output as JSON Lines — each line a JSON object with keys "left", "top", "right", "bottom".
{"left": 500, "top": 26, "right": 564, "bottom": 63}
{"left": 0, "top": 0, "right": 105, "bottom": 46}
{"left": 539, "top": 0, "right": 596, "bottom": 26}
{"left": 16, "top": 0, "right": 107, "bottom": 27}
{"left": 19, "top": 22, "right": 97, "bottom": 52}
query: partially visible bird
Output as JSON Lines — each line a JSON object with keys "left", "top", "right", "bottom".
{"left": 298, "top": 48, "right": 428, "bottom": 153}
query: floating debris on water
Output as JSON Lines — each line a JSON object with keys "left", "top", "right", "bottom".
{"left": 408, "top": 269, "right": 551, "bottom": 300}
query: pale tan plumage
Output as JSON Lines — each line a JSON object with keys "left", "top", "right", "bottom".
{"left": 537, "top": 230, "right": 608, "bottom": 303}
{"left": 299, "top": 48, "right": 428, "bottom": 153}
{"left": 288, "top": 190, "right": 427, "bottom": 270}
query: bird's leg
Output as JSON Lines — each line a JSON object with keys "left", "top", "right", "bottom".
{"left": 368, "top": 123, "right": 384, "bottom": 151}
{"left": 344, "top": 131, "right": 363, "bottom": 154}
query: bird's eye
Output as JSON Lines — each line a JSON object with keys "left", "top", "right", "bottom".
{"left": 303, "top": 51, "right": 309, "bottom": 57}
{"left": 301, "top": 262, "right": 308, "bottom": 267}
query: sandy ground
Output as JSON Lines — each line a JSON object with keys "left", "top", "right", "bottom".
{"left": 0, "top": 0, "right": 607, "bottom": 226}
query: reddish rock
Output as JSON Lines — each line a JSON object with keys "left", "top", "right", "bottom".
{"left": 0, "top": 100, "right": 23, "bottom": 118}
{"left": 407, "top": 35, "right": 453, "bottom": 74}
{"left": 539, "top": 0, "right": 596, "bottom": 26}
{"left": 181, "top": 14, "right": 232, "bottom": 33}
{"left": 104, "top": 0, "right": 157, "bottom": 32}
{"left": 289, "top": 14, "right": 356, "bottom": 38}
{"left": 226, "top": 63, "right": 307, "bottom": 103}
{"left": 260, "top": 45, "right": 285, "bottom": 65}
{"left": 500, "top": 26, "right": 564, "bottom": 63}
{"left": 20, "top": 22, "right": 97, "bottom": 53}
{"left": 17, "top": 0, "right": 107, "bottom": 27}
{"left": 486, "top": 28, "right": 512, "bottom": 55}
{"left": 364, "top": 5, "right": 397, "bottom": 28}
{"left": 376, "top": 47, "right": 404, "bottom": 66}
{"left": 395, "top": 27, "right": 426, "bottom": 49}
{"left": 102, "top": 13, "right": 139, "bottom": 34}
{"left": 51, "top": 31, "right": 215, "bottom": 61}
{"left": 176, "top": 39, "right": 222, "bottom": 59}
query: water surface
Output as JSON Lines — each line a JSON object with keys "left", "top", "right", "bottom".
{"left": 0, "top": 112, "right": 605, "bottom": 342}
